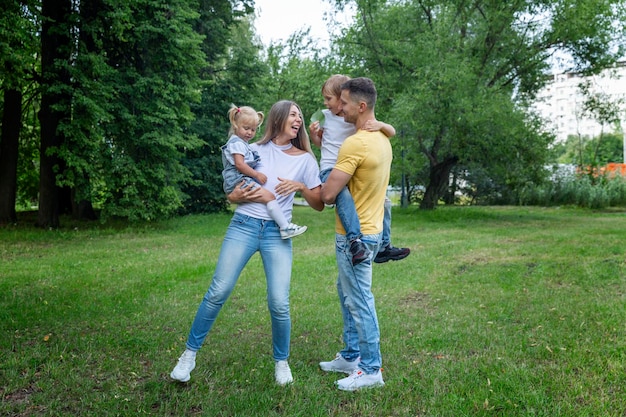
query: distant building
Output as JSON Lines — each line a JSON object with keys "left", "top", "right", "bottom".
{"left": 533, "top": 62, "right": 626, "bottom": 143}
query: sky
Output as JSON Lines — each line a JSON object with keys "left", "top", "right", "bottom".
{"left": 253, "top": 0, "right": 352, "bottom": 47}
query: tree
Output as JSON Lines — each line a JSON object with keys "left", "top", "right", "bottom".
{"left": 75, "top": 0, "right": 208, "bottom": 221}
{"left": 556, "top": 132, "right": 624, "bottom": 166}
{"left": 180, "top": 1, "right": 262, "bottom": 215}
{"left": 578, "top": 78, "right": 625, "bottom": 180}
{"left": 37, "top": 0, "right": 73, "bottom": 228}
{"left": 0, "top": 88, "right": 22, "bottom": 224}
{"left": 331, "top": 0, "right": 626, "bottom": 209}
{"left": 28, "top": 0, "right": 212, "bottom": 223}
{"left": 258, "top": 29, "right": 333, "bottom": 118}
{"left": 0, "top": 0, "right": 39, "bottom": 224}
{"left": 1, "top": 0, "right": 273, "bottom": 224}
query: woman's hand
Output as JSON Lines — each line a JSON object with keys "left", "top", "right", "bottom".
{"left": 274, "top": 177, "right": 303, "bottom": 196}
{"left": 227, "top": 181, "right": 263, "bottom": 203}
{"left": 277, "top": 177, "right": 324, "bottom": 211}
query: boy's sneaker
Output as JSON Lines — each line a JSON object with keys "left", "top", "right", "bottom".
{"left": 280, "top": 223, "right": 307, "bottom": 239}
{"left": 170, "top": 349, "right": 196, "bottom": 382}
{"left": 336, "top": 368, "right": 384, "bottom": 391}
{"left": 319, "top": 353, "right": 360, "bottom": 374}
{"left": 275, "top": 360, "right": 293, "bottom": 385}
{"left": 374, "top": 246, "right": 410, "bottom": 263}
{"left": 349, "top": 239, "right": 371, "bottom": 265}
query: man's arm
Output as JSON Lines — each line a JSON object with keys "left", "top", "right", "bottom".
{"left": 300, "top": 185, "right": 324, "bottom": 211}
{"left": 321, "top": 168, "right": 352, "bottom": 205}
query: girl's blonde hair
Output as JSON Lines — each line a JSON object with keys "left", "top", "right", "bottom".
{"left": 322, "top": 74, "right": 351, "bottom": 98}
{"left": 227, "top": 104, "right": 264, "bottom": 137}
{"left": 257, "top": 100, "right": 313, "bottom": 156}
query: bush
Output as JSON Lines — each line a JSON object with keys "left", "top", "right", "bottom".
{"left": 517, "top": 174, "right": 626, "bottom": 208}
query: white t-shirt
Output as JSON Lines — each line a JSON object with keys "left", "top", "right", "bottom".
{"left": 235, "top": 141, "right": 321, "bottom": 222}
{"left": 319, "top": 109, "right": 356, "bottom": 171}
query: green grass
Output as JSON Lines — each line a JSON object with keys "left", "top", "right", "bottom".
{"left": 1, "top": 206, "right": 625, "bottom": 416}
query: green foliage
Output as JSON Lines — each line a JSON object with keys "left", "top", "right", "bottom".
{"left": 4, "top": 0, "right": 625, "bottom": 222}
{"left": 180, "top": 12, "right": 265, "bottom": 215}
{"left": 256, "top": 29, "right": 335, "bottom": 118}
{"left": 517, "top": 171, "right": 626, "bottom": 208}
{"left": 329, "top": 0, "right": 626, "bottom": 208}
{"left": 94, "top": 0, "right": 206, "bottom": 220}
{"left": 15, "top": 117, "right": 40, "bottom": 209}
{"left": 42, "top": 0, "right": 235, "bottom": 221}
{"left": 2, "top": 0, "right": 260, "bottom": 221}
{"left": 0, "top": 0, "right": 40, "bottom": 89}
{"left": 554, "top": 132, "right": 624, "bottom": 166}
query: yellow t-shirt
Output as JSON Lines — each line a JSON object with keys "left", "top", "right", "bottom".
{"left": 333, "top": 129, "right": 392, "bottom": 235}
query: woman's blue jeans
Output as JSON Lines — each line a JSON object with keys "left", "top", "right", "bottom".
{"left": 186, "top": 212, "right": 293, "bottom": 361}
{"left": 335, "top": 232, "right": 383, "bottom": 374}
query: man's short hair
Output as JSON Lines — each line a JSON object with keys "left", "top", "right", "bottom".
{"left": 340, "top": 77, "right": 377, "bottom": 109}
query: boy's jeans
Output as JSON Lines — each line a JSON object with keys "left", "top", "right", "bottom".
{"left": 320, "top": 168, "right": 361, "bottom": 241}
{"left": 381, "top": 197, "right": 392, "bottom": 249}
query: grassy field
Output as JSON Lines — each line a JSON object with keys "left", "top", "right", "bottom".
{"left": 1, "top": 206, "right": 625, "bottom": 416}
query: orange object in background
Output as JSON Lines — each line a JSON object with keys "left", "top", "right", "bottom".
{"left": 605, "top": 163, "right": 626, "bottom": 177}
{"left": 576, "top": 163, "right": 626, "bottom": 177}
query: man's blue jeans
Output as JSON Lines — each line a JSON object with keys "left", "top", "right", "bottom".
{"left": 335, "top": 232, "right": 383, "bottom": 374}
{"left": 186, "top": 212, "right": 293, "bottom": 361}
{"left": 320, "top": 168, "right": 361, "bottom": 242}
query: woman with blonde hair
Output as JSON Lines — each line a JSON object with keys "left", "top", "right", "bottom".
{"left": 222, "top": 104, "right": 306, "bottom": 239}
{"left": 171, "top": 100, "right": 323, "bottom": 386}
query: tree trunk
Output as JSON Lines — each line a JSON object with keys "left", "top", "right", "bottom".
{"left": 0, "top": 88, "right": 22, "bottom": 224}
{"left": 37, "top": 0, "right": 72, "bottom": 228}
{"left": 420, "top": 156, "right": 459, "bottom": 210}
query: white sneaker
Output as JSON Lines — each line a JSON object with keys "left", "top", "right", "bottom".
{"left": 275, "top": 360, "right": 293, "bottom": 385}
{"left": 319, "top": 353, "right": 360, "bottom": 374}
{"left": 170, "top": 349, "right": 196, "bottom": 382}
{"left": 336, "top": 368, "right": 384, "bottom": 391}
{"left": 280, "top": 223, "right": 307, "bottom": 239}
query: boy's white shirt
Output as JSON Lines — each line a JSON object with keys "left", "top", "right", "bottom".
{"left": 319, "top": 109, "right": 357, "bottom": 172}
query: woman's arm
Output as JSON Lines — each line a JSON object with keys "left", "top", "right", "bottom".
{"left": 275, "top": 177, "right": 324, "bottom": 212}
{"left": 227, "top": 181, "right": 264, "bottom": 203}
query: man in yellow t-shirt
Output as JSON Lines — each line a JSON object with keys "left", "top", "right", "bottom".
{"left": 320, "top": 77, "right": 392, "bottom": 391}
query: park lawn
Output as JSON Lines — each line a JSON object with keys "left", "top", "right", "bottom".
{"left": 1, "top": 206, "right": 625, "bottom": 416}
